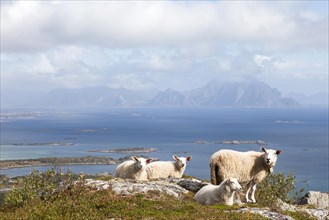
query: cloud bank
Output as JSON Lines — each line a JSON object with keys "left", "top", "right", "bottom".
{"left": 1, "top": 1, "right": 328, "bottom": 99}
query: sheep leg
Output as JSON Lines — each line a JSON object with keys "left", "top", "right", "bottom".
{"left": 245, "top": 183, "right": 252, "bottom": 203}
{"left": 250, "top": 183, "right": 257, "bottom": 203}
{"left": 245, "top": 182, "right": 257, "bottom": 203}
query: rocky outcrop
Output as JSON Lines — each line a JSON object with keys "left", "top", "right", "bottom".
{"left": 111, "top": 179, "right": 188, "bottom": 198}
{"left": 84, "top": 178, "right": 189, "bottom": 198}
{"left": 293, "top": 191, "right": 329, "bottom": 220}
{"left": 302, "top": 208, "right": 329, "bottom": 220}
{"left": 231, "top": 207, "right": 295, "bottom": 220}
{"left": 85, "top": 177, "right": 208, "bottom": 197}
{"left": 84, "top": 178, "right": 329, "bottom": 220}
{"left": 295, "top": 191, "right": 329, "bottom": 209}
{"left": 276, "top": 193, "right": 329, "bottom": 220}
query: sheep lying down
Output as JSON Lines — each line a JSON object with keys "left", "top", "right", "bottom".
{"left": 114, "top": 156, "right": 153, "bottom": 181}
{"left": 146, "top": 155, "right": 192, "bottom": 179}
{"left": 194, "top": 178, "right": 242, "bottom": 205}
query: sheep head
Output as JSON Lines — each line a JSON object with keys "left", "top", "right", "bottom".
{"left": 261, "top": 147, "right": 281, "bottom": 169}
{"left": 226, "top": 178, "right": 242, "bottom": 192}
{"left": 173, "top": 155, "right": 192, "bottom": 168}
{"left": 131, "top": 156, "right": 153, "bottom": 170}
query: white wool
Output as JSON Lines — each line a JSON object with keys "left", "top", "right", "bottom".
{"left": 194, "top": 178, "right": 242, "bottom": 205}
{"left": 114, "top": 157, "right": 152, "bottom": 181}
{"left": 146, "top": 155, "right": 192, "bottom": 179}
{"left": 209, "top": 148, "right": 281, "bottom": 203}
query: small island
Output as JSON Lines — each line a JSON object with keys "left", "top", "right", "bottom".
{"left": 216, "top": 140, "right": 266, "bottom": 145}
{"left": 191, "top": 140, "right": 208, "bottom": 144}
{"left": 12, "top": 142, "right": 75, "bottom": 146}
{"left": 88, "top": 147, "right": 157, "bottom": 154}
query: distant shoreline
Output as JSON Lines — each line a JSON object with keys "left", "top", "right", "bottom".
{"left": 191, "top": 140, "right": 266, "bottom": 145}
{"left": 0, "top": 156, "right": 119, "bottom": 170}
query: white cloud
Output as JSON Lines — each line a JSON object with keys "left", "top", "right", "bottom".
{"left": 254, "top": 55, "right": 272, "bottom": 67}
{"left": 0, "top": 1, "right": 328, "bottom": 96}
{"left": 1, "top": 1, "right": 327, "bottom": 52}
{"left": 28, "top": 55, "right": 56, "bottom": 74}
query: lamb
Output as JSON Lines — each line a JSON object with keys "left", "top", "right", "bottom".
{"left": 146, "top": 155, "right": 192, "bottom": 179}
{"left": 114, "top": 156, "right": 153, "bottom": 181}
{"left": 209, "top": 147, "right": 281, "bottom": 203}
{"left": 194, "top": 178, "right": 242, "bottom": 205}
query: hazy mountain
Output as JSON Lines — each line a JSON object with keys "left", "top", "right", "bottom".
{"left": 184, "top": 80, "right": 299, "bottom": 107}
{"left": 149, "top": 88, "right": 194, "bottom": 106}
{"left": 15, "top": 79, "right": 300, "bottom": 108}
{"left": 40, "top": 87, "right": 152, "bottom": 107}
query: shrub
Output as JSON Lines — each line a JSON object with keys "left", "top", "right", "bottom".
{"left": 255, "top": 172, "right": 305, "bottom": 208}
{"left": 4, "top": 168, "right": 86, "bottom": 208}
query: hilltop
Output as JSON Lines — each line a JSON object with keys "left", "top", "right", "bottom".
{"left": 1, "top": 170, "right": 328, "bottom": 220}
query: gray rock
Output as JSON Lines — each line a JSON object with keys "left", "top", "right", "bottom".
{"left": 176, "top": 178, "right": 208, "bottom": 193}
{"left": 232, "top": 207, "right": 295, "bottom": 220}
{"left": 303, "top": 208, "right": 329, "bottom": 220}
{"left": 85, "top": 179, "right": 111, "bottom": 190}
{"left": 295, "top": 191, "right": 329, "bottom": 209}
{"left": 276, "top": 198, "right": 297, "bottom": 212}
{"left": 110, "top": 179, "right": 188, "bottom": 198}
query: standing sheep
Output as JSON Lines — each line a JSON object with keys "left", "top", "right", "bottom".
{"left": 209, "top": 147, "right": 281, "bottom": 203}
{"left": 114, "top": 156, "right": 153, "bottom": 181}
{"left": 194, "top": 178, "right": 242, "bottom": 205}
{"left": 146, "top": 155, "right": 192, "bottom": 179}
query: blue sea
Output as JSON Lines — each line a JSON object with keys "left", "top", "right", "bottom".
{"left": 1, "top": 108, "right": 328, "bottom": 192}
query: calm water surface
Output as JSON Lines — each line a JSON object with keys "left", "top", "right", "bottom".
{"left": 1, "top": 108, "right": 328, "bottom": 192}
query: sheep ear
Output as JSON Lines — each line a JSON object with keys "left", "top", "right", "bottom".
{"left": 173, "top": 155, "right": 179, "bottom": 161}
{"left": 226, "top": 178, "right": 232, "bottom": 185}
{"left": 276, "top": 150, "right": 281, "bottom": 155}
{"left": 146, "top": 158, "right": 153, "bottom": 164}
{"left": 261, "top": 147, "right": 267, "bottom": 153}
{"left": 131, "top": 156, "right": 139, "bottom": 162}
{"left": 186, "top": 156, "right": 192, "bottom": 161}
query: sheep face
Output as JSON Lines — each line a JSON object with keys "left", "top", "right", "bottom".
{"left": 226, "top": 178, "right": 242, "bottom": 192}
{"left": 132, "top": 157, "right": 153, "bottom": 170}
{"left": 173, "top": 155, "right": 192, "bottom": 168}
{"left": 261, "top": 148, "right": 281, "bottom": 167}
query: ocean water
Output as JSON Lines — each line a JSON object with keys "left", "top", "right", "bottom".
{"left": 1, "top": 108, "right": 328, "bottom": 192}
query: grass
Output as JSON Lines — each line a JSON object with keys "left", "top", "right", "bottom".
{"left": 0, "top": 169, "right": 316, "bottom": 220}
{"left": 0, "top": 189, "right": 269, "bottom": 220}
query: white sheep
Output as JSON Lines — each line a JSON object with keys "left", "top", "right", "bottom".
{"left": 209, "top": 147, "right": 281, "bottom": 203}
{"left": 146, "top": 155, "right": 192, "bottom": 179}
{"left": 114, "top": 156, "right": 153, "bottom": 181}
{"left": 194, "top": 178, "right": 242, "bottom": 205}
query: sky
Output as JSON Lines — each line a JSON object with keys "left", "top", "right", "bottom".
{"left": 1, "top": 1, "right": 328, "bottom": 103}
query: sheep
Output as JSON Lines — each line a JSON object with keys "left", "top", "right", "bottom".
{"left": 114, "top": 156, "right": 153, "bottom": 181}
{"left": 209, "top": 147, "right": 281, "bottom": 203}
{"left": 194, "top": 178, "right": 242, "bottom": 205}
{"left": 146, "top": 155, "right": 192, "bottom": 179}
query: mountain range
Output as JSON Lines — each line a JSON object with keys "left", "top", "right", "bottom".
{"left": 37, "top": 80, "right": 299, "bottom": 108}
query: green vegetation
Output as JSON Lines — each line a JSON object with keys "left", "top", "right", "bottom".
{"left": 255, "top": 172, "right": 306, "bottom": 209}
{"left": 0, "top": 169, "right": 313, "bottom": 220}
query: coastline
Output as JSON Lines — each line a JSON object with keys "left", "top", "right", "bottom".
{"left": 0, "top": 156, "right": 119, "bottom": 170}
